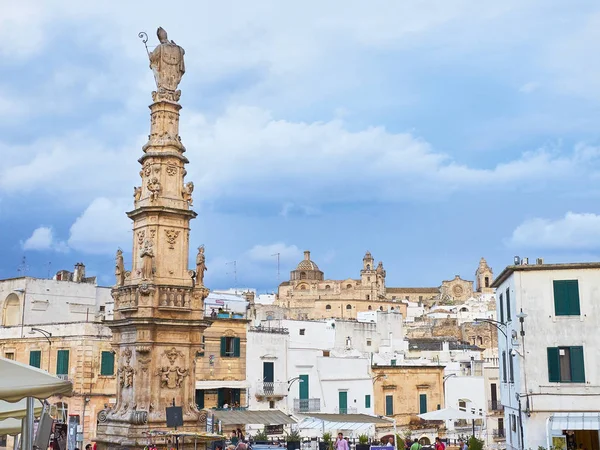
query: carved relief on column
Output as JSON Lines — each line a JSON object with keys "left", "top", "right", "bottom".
{"left": 118, "top": 348, "right": 136, "bottom": 389}
{"left": 182, "top": 182, "right": 194, "bottom": 206}
{"left": 165, "top": 229, "right": 180, "bottom": 249}
{"left": 157, "top": 347, "right": 189, "bottom": 389}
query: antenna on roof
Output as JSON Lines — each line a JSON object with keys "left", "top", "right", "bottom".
{"left": 17, "top": 256, "right": 29, "bottom": 277}
{"left": 271, "top": 253, "right": 280, "bottom": 284}
{"left": 226, "top": 261, "right": 238, "bottom": 290}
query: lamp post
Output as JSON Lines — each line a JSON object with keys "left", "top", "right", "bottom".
{"left": 287, "top": 377, "right": 303, "bottom": 392}
{"left": 29, "top": 327, "right": 52, "bottom": 372}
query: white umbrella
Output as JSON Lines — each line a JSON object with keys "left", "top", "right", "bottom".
{"left": 0, "top": 358, "right": 72, "bottom": 402}
{"left": 418, "top": 407, "right": 482, "bottom": 421}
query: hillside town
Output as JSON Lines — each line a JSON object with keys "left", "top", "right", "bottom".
{"left": 2, "top": 19, "right": 599, "bottom": 450}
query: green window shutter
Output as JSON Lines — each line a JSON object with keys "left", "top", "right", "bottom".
{"left": 509, "top": 355, "right": 514, "bottom": 383}
{"left": 217, "top": 388, "right": 225, "bottom": 407}
{"left": 547, "top": 347, "right": 560, "bottom": 382}
{"left": 220, "top": 337, "right": 227, "bottom": 357}
{"left": 299, "top": 375, "right": 309, "bottom": 399}
{"left": 567, "top": 281, "right": 581, "bottom": 315}
{"left": 338, "top": 391, "right": 348, "bottom": 414}
{"left": 233, "top": 338, "right": 241, "bottom": 357}
{"left": 56, "top": 350, "right": 69, "bottom": 375}
{"left": 195, "top": 390, "right": 205, "bottom": 409}
{"left": 232, "top": 389, "right": 241, "bottom": 405}
{"left": 29, "top": 351, "right": 41, "bottom": 368}
{"left": 499, "top": 294, "right": 504, "bottom": 323}
{"left": 505, "top": 288, "right": 511, "bottom": 321}
{"left": 419, "top": 394, "right": 427, "bottom": 414}
{"left": 569, "top": 346, "right": 585, "bottom": 383}
{"left": 365, "top": 395, "right": 371, "bottom": 409}
{"left": 554, "top": 280, "right": 580, "bottom": 316}
{"left": 100, "top": 351, "right": 115, "bottom": 376}
{"left": 385, "top": 395, "right": 394, "bottom": 416}
{"left": 502, "top": 351, "right": 507, "bottom": 382}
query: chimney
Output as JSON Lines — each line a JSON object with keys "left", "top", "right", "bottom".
{"left": 304, "top": 250, "right": 310, "bottom": 260}
{"left": 73, "top": 262, "right": 86, "bottom": 283}
{"left": 536, "top": 258, "right": 544, "bottom": 265}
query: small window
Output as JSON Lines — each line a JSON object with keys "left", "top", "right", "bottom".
{"left": 368, "top": 305, "right": 372, "bottom": 310}
{"left": 502, "top": 351, "right": 507, "bottom": 383}
{"left": 365, "top": 394, "right": 371, "bottom": 408}
{"left": 366, "top": 264, "right": 371, "bottom": 270}
{"left": 4, "top": 352, "right": 14, "bottom": 360}
{"left": 506, "top": 288, "right": 512, "bottom": 321}
{"left": 484, "top": 277, "right": 490, "bottom": 288}
{"left": 346, "top": 304, "right": 352, "bottom": 310}
{"left": 325, "top": 285, "right": 331, "bottom": 290}
{"left": 99, "top": 305, "right": 106, "bottom": 312}
{"left": 100, "top": 351, "right": 115, "bottom": 376}
{"left": 499, "top": 293, "right": 505, "bottom": 323}
{"left": 553, "top": 280, "right": 581, "bottom": 316}
{"left": 509, "top": 354, "right": 514, "bottom": 383}
{"left": 391, "top": 307, "right": 394, "bottom": 311}
{"left": 323, "top": 350, "right": 330, "bottom": 357}
{"left": 29, "top": 350, "right": 41, "bottom": 368}
{"left": 326, "top": 305, "right": 331, "bottom": 310}
{"left": 385, "top": 395, "right": 394, "bottom": 416}
{"left": 346, "top": 284, "right": 352, "bottom": 289}
{"left": 379, "top": 306, "right": 383, "bottom": 311}
{"left": 269, "top": 401, "right": 275, "bottom": 409}
{"left": 56, "top": 350, "right": 69, "bottom": 375}
{"left": 220, "top": 337, "right": 241, "bottom": 357}
{"left": 300, "top": 272, "right": 307, "bottom": 280}
{"left": 547, "top": 346, "right": 585, "bottom": 383}
{"left": 366, "top": 339, "right": 372, "bottom": 347}
{"left": 299, "top": 329, "right": 306, "bottom": 336}
{"left": 300, "top": 285, "right": 306, "bottom": 290}
{"left": 391, "top": 359, "right": 397, "bottom": 366}
{"left": 419, "top": 394, "right": 427, "bottom": 414}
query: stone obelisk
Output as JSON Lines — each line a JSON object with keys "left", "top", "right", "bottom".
{"left": 95, "top": 27, "right": 210, "bottom": 450}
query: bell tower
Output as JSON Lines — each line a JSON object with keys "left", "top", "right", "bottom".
{"left": 96, "top": 27, "right": 210, "bottom": 450}
{"left": 475, "top": 257, "right": 494, "bottom": 294}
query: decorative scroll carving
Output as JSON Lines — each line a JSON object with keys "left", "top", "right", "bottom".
{"left": 166, "top": 165, "right": 177, "bottom": 176}
{"left": 165, "top": 347, "right": 184, "bottom": 365}
{"left": 137, "top": 231, "right": 145, "bottom": 249}
{"left": 165, "top": 229, "right": 180, "bottom": 249}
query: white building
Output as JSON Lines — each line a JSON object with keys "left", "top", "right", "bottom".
{"left": 492, "top": 261, "right": 600, "bottom": 450}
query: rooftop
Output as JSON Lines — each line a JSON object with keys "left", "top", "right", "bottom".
{"left": 491, "top": 262, "right": 600, "bottom": 288}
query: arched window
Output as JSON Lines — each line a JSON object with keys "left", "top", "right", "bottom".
{"left": 2, "top": 294, "right": 21, "bottom": 326}
{"left": 325, "top": 285, "right": 331, "bottom": 290}
{"left": 346, "top": 284, "right": 352, "bottom": 289}
{"left": 266, "top": 315, "right": 273, "bottom": 321}
{"left": 460, "top": 307, "right": 468, "bottom": 312}
{"left": 379, "top": 306, "right": 383, "bottom": 311}
{"left": 346, "top": 304, "right": 352, "bottom": 310}
{"left": 391, "top": 307, "right": 394, "bottom": 311}
{"left": 326, "top": 305, "right": 332, "bottom": 310}
{"left": 484, "top": 277, "right": 490, "bottom": 288}
{"left": 366, "top": 264, "right": 371, "bottom": 270}
{"left": 368, "top": 306, "right": 372, "bottom": 310}
{"left": 300, "top": 272, "right": 307, "bottom": 280}
{"left": 300, "top": 285, "right": 306, "bottom": 290}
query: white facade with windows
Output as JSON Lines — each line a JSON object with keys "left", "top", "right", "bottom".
{"left": 492, "top": 262, "right": 600, "bottom": 450}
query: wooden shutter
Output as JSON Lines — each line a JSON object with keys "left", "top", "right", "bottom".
{"left": 505, "top": 288, "right": 511, "bottom": 321}
{"left": 566, "top": 281, "right": 581, "bottom": 315}
{"left": 217, "top": 388, "right": 225, "bottom": 407}
{"left": 56, "top": 350, "right": 69, "bottom": 375}
{"left": 385, "top": 395, "right": 394, "bottom": 416}
{"left": 554, "top": 280, "right": 580, "bottom": 316}
{"left": 499, "top": 294, "right": 504, "bottom": 323}
{"left": 509, "top": 355, "right": 514, "bottom": 382}
{"left": 100, "top": 351, "right": 115, "bottom": 376}
{"left": 233, "top": 338, "right": 241, "bottom": 357}
{"left": 195, "top": 390, "right": 205, "bottom": 409}
{"left": 502, "top": 351, "right": 507, "bottom": 382}
{"left": 29, "top": 351, "right": 41, "bottom": 368}
{"left": 232, "top": 389, "right": 241, "bottom": 405}
{"left": 547, "top": 347, "right": 560, "bottom": 382}
{"left": 220, "top": 337, "right": 227, "bottom": 357}
{"left": 419, "top": 394, "right": 427, "bottom": 414}
{"left": 569, "top": 346, "right": 585, "bottom": 383}
{"left": 365, "top": 395, "right": 371, "bottom": 409}
{"left": 299, "top": 374, "right": 309, "bottom": 399}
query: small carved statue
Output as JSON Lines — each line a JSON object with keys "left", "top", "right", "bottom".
{"left": 182, "top": 181, "right": 194, "bottom": 206}
{"left": 376, "top": 261, "right": 386, "bottom": 278}
{"left": 147, "top": 177, "right": 161, "bottom": 201}
{"left": 115, "top": 249, "right": 125, "bottom": 286}
{"left": 195, "top": 245, "right": 207, "bottom": 286}
{"left": 133, "top": 186, "right": 142, "bottom": 202}
{"left": 149, "top": 27, "right": 186, "bottom": 99}
{"left": 140, "top": 239, "right": 154, "bottom": 280}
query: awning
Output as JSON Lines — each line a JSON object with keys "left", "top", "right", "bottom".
{"left": 0, "top": 398, "right": 44, "bottom": 420}
{"left": 550, "top": 413, "right": 600, "bottom": 431}
{"left": 297, "top": 414, "right": 392, "bottom": 432}
{"left": 0, "top": 357, "right": 73, "bottom": 402}
{"left": 418, "top": 407, "right": 482, "bottom": 421}
{"left": 196, "top": 380, "right": 250, "bottom": 390}
{"left": 209, "top": 409, "right": 296, "bottom": 425}
{"left": 0, "top": 418, "right": 24, "bottom": 436}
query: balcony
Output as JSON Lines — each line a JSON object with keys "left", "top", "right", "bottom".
{"left": 493, "top": 428, "right": 506, "bottom": 439}
{"left": 489, "top": 400, "right": 504, "bottom": 412}
{"left": 293, "top": 398, "right": 320, "bottom": 413}
{"left": 255, "top": 382, "right": 288, "bottom": 400}
{"left": 249, "top": 325, "right": 289, "bottom": 334}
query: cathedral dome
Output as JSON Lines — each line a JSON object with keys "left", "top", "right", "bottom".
{"left": 297, "top": 251, "right": 320, "bottom": 271}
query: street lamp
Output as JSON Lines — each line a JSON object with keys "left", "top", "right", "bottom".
{"left": 29, "top": 327, "right": 52, "bottom": 345}
{"left": 287, "top": 377, "right": 304, "bottom": 392}
{"left": 372, "top": 374, "right": 388, "bottom": 384}
{"left": 516, "top": 309, "right": 527, "bottom": 337}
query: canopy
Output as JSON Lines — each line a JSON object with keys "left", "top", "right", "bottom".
{"left": 0, "top": 357, "right": 73, "bottom": 402}
{"left": 550, "top": 413, "right": 600, "bottom": 431}
{"left": 0, "top": 398, "right": 43, "bottom": 420}
{"left": 210, "top": 409, "right": 296, "bottom": 425}
{"left": 418, "top": 407, "right": 482, "bottom": 421}
{"left": 0, "top": 418, "right": 24, "bottom": 436}
{"left": 146, "top": 430, "right": 225, "bottom": 442}
{"left": 297, "top": 413, "right": 392, "bottom": 432}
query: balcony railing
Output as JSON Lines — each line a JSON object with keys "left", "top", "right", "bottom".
{"left": 293, "top": 398, "right": 320, "bottom": 413}
{"left": 489, "top": 400, "right": 503, "bottom": 411}
{"left": 255, "top": 382, "right": 288, "bottom": 398}
{"left": 334, "top": 407, "right": 358, "bottom": 414}
{"left": 249, "top": 326, "right": 289, "bottom": 334}
{"left": 493, "top": 428, "right": 506, "bottom": 439}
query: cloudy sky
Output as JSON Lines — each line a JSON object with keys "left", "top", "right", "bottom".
{"left": 3, "top": 1, "right": 600, "bottom": 291}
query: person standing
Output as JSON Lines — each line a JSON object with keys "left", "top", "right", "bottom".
{"left": 458, "top": 439, "right": 468, "bottom": 450}
{"left": 410, "top": 439, "right": 421, "bottom": 450}
{"left": 335, "top": 433, "right": 349, "bottom": 450}
{"left": 434, "top": 438, "right": 445, "bottom": 450}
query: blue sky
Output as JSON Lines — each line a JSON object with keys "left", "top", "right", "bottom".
{"left": 3, "top": 1, "right": 600, "bottom": 291}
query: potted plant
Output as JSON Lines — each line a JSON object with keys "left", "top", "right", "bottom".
{"left": 254, "top": 429, "right": 269, "bottom": 445}
{"left": 319, "top": 432, "right": 333, "bottom": 450}
{"left": 286, "top": 429, "right": 301, "bottom": 450}
{"left": 356, "top": 434, "right": 370, "bottom": 450}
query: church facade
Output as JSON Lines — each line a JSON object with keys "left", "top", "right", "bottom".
{"left": 273, "top": 251, "right": 494, "bottom": 321}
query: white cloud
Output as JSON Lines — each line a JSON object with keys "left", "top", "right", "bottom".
{"left": 507, "top": 212, "right": 600, "bottom": 250}
{"left": 245, "top": 243, "right": 302, "bottom": 263}
{"left": 67, "top": 197, "right": 132, "bottom": 254}
{"left": 519, "top": 82, "right": 539, "bottom": 93}
{"left": 22, "top": 227, "right": 68, "bottom": 253}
